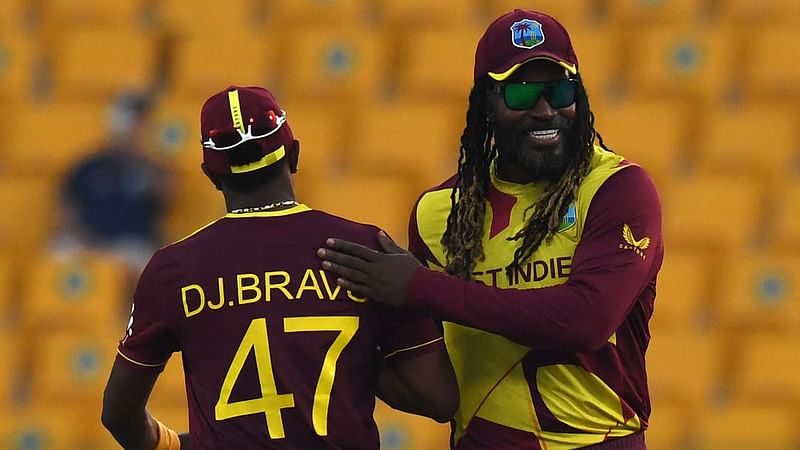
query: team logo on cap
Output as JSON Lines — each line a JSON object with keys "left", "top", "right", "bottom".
{"left": 510, "top": 19, "right": 544, "bottom": 49}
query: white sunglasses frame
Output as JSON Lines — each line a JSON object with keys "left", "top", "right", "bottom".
{"left": 202, "top": 110, "right": 288, "bottom": 151}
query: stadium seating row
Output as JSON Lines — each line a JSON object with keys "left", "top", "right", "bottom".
{"left": 3, "top": 233, "right": 798, "bottom": 336}
{"left": 1, "top": 93, "right": 798, "bottom": 186}
{"left": 4, "top": 0, "right": 800, "bottom": 32}
{"left": 4, "top": 7, "right": 800, "bottom": 104}
{"left": 2, "top": 158, "right": 798, "bottom": 256}
{"left": 2, "top": 325, "right": 800, "bottom": 449}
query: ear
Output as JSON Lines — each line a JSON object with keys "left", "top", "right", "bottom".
{"left": 287, "top": 139, "right": 300, "bottom": 174}
{"left": 201, "top": 163, "right": 223, "bottom": 191}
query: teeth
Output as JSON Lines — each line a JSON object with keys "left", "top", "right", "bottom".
{"left": 528, "top": 129, "right": 558, "bottom": 139}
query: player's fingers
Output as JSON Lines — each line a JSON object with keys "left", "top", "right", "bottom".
{"left": 333, "top": 277, "right": 372, "bottom": 299}
{"left": 377, "top": 230, "right": 404, "bottom": 254}
{"left": 321, "top": 259, "right": 370, "bottom": 285}
{"left": 325, "top": 238, "right": 380, "bottom": 261}
{"left": 317, "top": 247, "right": 372, "bottom": 273}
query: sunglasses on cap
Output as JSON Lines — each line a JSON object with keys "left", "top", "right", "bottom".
{"left": 494, "top": 79, "right": 578, "bottom": 111}
{"left": 202, "top": 109, "right": 287, "bottom": 151}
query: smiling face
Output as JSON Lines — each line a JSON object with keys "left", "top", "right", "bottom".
{"left": 488, "top": 59, "right": 578, "bottom": 184}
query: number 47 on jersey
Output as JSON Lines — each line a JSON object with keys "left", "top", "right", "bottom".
{"left": 215, "top": 316, "right": 359, "bottom": 439}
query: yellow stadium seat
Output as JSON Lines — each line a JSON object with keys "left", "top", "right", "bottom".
{"left": 649, "top": 249, "right": 711, "bottom": 332}
{"left": 661, "top": 174, "right": 762, "bottom": 254}
{"left": 3, "top": 101, "right": 107, "bottom": 176}
{"left": 625, "top": 24, "right": 736, "bottom": 104}
{"left": 729, "top": 333, "right": 800, "bottom": 406}
{"left": 27, "top": 328, "right": 119, "bottom": 407}
{"left": 162, "top": 171, "right": 227, "bottom": 244}
{"left": 37, "top": 0, "right": 142, "bottom": 34}
{"left": 0, "top": 0, "right": 29, "bottom": 29}
{"left": 167, "top": 30, "right": 276, "bottom": 100}
{"left": 278, "top": 99, "right": 349, "bottom": 184}
{"left": 149, "top": 356, "right": 187, "bottom": 411}
{"left": 374, "top": 400, "right": 452, "bottom": 450}
{"left": 485, "top": 0, "right": 600, "bottom": 28}
{"left": 265, "top": 0, "right": 371, "bottom": 26}
{"left": 0, "top": 329, "right": 21, "bottom": 406}
{"left": 306, "top": 175, "right": 417, "bottom": 248}
{"left": 19, "top": 252, "right": 129, "bottom": 334}
{"left": 280, "top": 26, "right": 390, "bottom": 102}
{"left": 646, "top": 329, "right": 722, "bottom": 413}
{"left": 150, "top": 97, "right": 202, "bottom": 173}
{"left": 377, "top": 0, "right": 479, "bottom": 29}
{"left": 592, "top": 98, "right": 689, "bottom": 190}
{"left": 88, "top": 425, "right": 122, "bottom": 450}
{"left": 0, "top": 32, "right": 38, "bottom": 102}
{"left": 694, "top": 102, "right": 799, "bottom": 181}
{"left": 0, "top": 405, "right": 94, "bottom": 450}
{"left": 646, "top": 399, "right": 694, "bottom": 450}
{"left": 0, "top": 254, "right": 18, "bottom": 326}
{"left": 0, "top": 177, "right": 58, "bottom": 253}
{"left": 767, "top": 180, "right": 800, "bottom": 253}
{"left": 741, "top": 27, "right": 800, "bottom": 99}
{"left": 349, "top": 99, "right": 461, "bottom": 190}
{"left": 49, "top": 28, "right": 158, "bottom": 100}
{"left": 395, "top": 26, "right": 484, "bottom": 102}
{"left": 714, "top": 253, "right": 800, "bottom": 332}
{"left": 568, "top": 22, "right": 623, "bottom": 100}
{"left": 605, "top": 0, "right": 707, "bottom": 26}
{"left": 156, "top": 0, "right": 260, "bottom": 37}
{"left": 697, "top": 403, "right": 800, "bottom": 450}
{"left": 715, "top": 0, "right": 800, "bottom": 26}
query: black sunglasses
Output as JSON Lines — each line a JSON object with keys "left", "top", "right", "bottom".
{"left": 494, "top": 79, "right": 578, "bottom": 110}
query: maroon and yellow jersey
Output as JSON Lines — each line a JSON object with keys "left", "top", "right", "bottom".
{"left": 117, "top": 204, "right": 443, "bottom": 450}
{"left": 407, "top": 147, "right": 663, "bottom": 449}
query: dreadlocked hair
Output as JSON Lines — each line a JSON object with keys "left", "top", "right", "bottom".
{"left": 440, "top": 77, "right": 495, "bottom": 279}
{"left": 441, "top": 74, "right": 611, "bottom": 280}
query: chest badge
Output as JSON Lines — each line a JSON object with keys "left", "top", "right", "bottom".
{"left": 558, "top": 202, "right": 577, "bottom": 232}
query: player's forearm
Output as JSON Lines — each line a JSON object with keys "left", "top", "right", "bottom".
{"left": 377, "top": 364, "right": 452, "bottom": 421}
{"left": 102, "top": 409, "right": 159, "bottom": 450}
{"left": 406, "top": 266, "right": 646, "bottom": 352}
{"left": 376, "top": 365, "right": 424, "bottom": 414}
{"left": 179, "top": 432, "right": 192, "bottom": 450}
{"left": 376, "top": 357, "right": 457, "bottom": 423}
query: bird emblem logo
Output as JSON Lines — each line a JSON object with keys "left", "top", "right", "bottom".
{"left": 620, "top": 224, "right": 650, "bottom": 259}
{"left": 622, "top": 224, "right": 649, "bottom": 249}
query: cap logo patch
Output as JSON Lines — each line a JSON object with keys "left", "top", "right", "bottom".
{"left": 510, "top": 19, "right": 544, "bottom": 49}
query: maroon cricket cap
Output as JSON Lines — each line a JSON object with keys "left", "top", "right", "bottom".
{"left": 200, "top": 85, "right": 294, "bottom": 175}
{"left": 474, "top": 9, "right": 579, "bottom": 81}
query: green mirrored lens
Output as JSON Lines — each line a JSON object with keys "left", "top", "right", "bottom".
{"left": 504, "top": 83, "right": 546, "bottom": 110}
{"left": 548, "top": 80, "right": 577, "bottom": 108}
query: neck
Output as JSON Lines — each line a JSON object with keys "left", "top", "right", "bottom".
{"left": 229, "top": 199, "right": 299, "bottom": 214}
{"left": 223, "top": 179, "right": 297, "bottom": 213}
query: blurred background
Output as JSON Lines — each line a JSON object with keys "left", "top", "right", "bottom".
{"left": 0, "top": 0, "right": 798, "bottom": 449}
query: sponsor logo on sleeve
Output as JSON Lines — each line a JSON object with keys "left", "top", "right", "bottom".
{"left": 620, "top": 223, "right": 650, "bottom": 260}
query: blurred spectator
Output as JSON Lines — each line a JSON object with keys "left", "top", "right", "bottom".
{"left": 53, "top": 90, "right": 170, "bottom": 276}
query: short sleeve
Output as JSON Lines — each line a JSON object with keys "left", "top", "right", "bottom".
{"left": 117, "top": 252, "right": 179, "bottom": 372}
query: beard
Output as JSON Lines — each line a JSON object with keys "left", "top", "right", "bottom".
{"left": 496, "top": 123, "right": 579, "bottom": 183}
